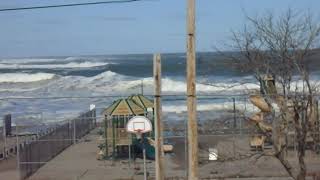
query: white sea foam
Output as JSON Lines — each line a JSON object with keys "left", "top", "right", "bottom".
{"left": 48, "top": 71, "right": 259, "bottom": 95}
{"left": 80, "top": 71, "right": 317, "bottom": 95}
{"left": 0, "top": 62, "right": 109, "bottom": 69}
{"left": 0, "top": 58, "right": 58, "bottom": 64}
{"left": 0, "top": 70, "right": 263, "bottom": 95}
{"left": 0, "top": 73, "right": 55, "bottom": 83}
{"left": 110, "top": 76, "right": 259, "bottom": 94}
{"left": 0, "top": 56, "right": 96, "bottom": 64}
{"left": 162, "top": 101, "right": 258, "bottom": 113}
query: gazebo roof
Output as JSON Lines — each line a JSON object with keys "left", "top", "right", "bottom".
{"left": 128, "top": 94, "right": 153, "bottom": 109}
{"left": 103, "top": 99, "right": 145, "bottom": 116}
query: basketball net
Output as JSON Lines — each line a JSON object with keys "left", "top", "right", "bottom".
{"left": 134, "top": 129, "right": 143, "bottom": 139}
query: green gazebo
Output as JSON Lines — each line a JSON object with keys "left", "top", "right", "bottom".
{"left": 102, "top": 95, "right": 154, "bottom": 158}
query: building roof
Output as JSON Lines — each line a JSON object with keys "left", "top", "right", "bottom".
{"left": 103, "top": 99, "right": 145, "bottom": 116}
{"left": 128, "top": 94, "right": 153, "bottom": 109}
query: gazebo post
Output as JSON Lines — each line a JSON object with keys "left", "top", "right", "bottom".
{"left": 112, "top": 116, "right": 116, "bottom": 160}
{"left": 105, "top": 115, "right": 108, "bottom": 157}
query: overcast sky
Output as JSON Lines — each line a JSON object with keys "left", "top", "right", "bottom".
{"left": 0, "top": 0, "right": 319, "bottom": 58}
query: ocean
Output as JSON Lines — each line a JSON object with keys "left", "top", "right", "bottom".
{"left": 0, "top": 53, "right": 318, "bottom": 126}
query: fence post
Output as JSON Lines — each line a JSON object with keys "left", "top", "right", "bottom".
{"left": 316, "top": 100, "right": 320, "bottom": 148}
{"left": 233, "top": 98, "right": 236, "bottom": 129}
{"left": 73, "top": 119, "right": 76, "bottom": 144}
{"left": 19, "top": 144, "right": 24, "bottom": 180}
{"left": 94, "top": 109, "right": 97, "bottom": 129}
{"left": 16, "top": 124, "right": 21, "bottom": 180}
{"left": 3, "top": 114, "right": 12, "bottom": 159}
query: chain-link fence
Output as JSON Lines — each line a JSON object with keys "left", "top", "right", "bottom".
{"left": 0, "top": 95, "right": 320, "bottom": 180}
{"left": 18, "top": 110, "right": 96, "bottom": 179}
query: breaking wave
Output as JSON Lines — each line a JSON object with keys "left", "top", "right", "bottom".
{"left": 59, "top": 71, "right": 259, "bottom": 95}
{"left": 0, "top": 73, "right": 55, "bottom": 83}
{"left": 0, "top": 62, "right": 109, "bottom": 69}
{"left": 162, "top": 101, "right": 258, "bottom": 113}
{"left": 108, "top": 76, "right": 259, "bottom": 94}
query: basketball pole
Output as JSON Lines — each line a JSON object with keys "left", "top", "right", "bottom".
{"left": 186, "top": 0, "right": 199, "bottom": 179}
{"left": 142, "top": 133, "right": 147, "bottom": 180}
{"left": 127, "top": 117, "right": 152, "bottom": 180}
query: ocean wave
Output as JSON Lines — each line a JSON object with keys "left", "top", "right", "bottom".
{"left": 0, "top": 62, "right": 109, "bottom": 69}
{"left": 162, "top": 101, "right": 258, "bottom": 113}
{"left": 54, "top": 70, "right": 259, "bottom": 95}
{"left": 112, "top": 77, "right": 259, "bottom": 94}
{"left": 0, "top": 56, "right": 98, "bottom": 64}
{"left": 0, "top": 58, "right": 58, "bottom": 64}
{"left": 0, "top": 73, "right": 55, "bottom": 83}
{"left": 0, "top": 70, "right": 260, "bottom": 95}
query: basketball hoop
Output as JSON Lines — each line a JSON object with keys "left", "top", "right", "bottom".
{"left": 134, "top": 129, "right": 143, "bottom": 134}
{"left": 126, "top": 116, "right": 152, "bottom": 180}
{"left": 126, "top": 116, "right": 152, "bottom": 135}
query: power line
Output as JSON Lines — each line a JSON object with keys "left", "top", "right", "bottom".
{"left": 0, "top": 0, "right": 148, "bottom": 12}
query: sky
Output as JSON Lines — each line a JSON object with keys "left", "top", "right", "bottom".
{"left": 0, "top": 0, "right": 319, "bottom": 58}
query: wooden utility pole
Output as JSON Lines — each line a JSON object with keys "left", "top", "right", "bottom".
{"left": 154, "top": 54, "right": 165, "bottom": 180}
{"left": 186, "top": 0, "right": 199, "bottom": 179}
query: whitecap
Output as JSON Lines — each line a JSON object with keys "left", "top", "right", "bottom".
{"left": 0, "top": 73, "right": 55, "bottom": 83}
{"left": 0, "top": 62, "right": 109, "bottom": 69}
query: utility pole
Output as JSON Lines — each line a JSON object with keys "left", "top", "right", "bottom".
{"left": 186, "top": 0, "right": 198, "bottom": 179}
{"left": 154, "top": 54, "right": 165, "bottom": 180}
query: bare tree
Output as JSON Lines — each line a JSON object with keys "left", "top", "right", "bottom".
{"left": 222, "top": 9, "right": 320, "bottom": 180}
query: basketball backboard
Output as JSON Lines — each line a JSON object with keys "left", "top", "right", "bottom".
{"left": 126, "top": 116, "right": 152, "bottom": 134}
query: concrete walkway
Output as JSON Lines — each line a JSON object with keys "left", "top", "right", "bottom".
{"left": 30, "top": 129, "right": 136, "bottom": 180}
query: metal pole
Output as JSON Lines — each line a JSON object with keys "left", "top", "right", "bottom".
{"left": 241, "top": 98, "right": 246, "bottom": 135}
{"left": 154, "top": 53, "right": 165, "bottom": 180}
{"left": 233, "top": 98, "right": 236, "bottom": 129}
{"left": 316, "top": 100, "right": 319, "bottom": 148}
{"left": 186, "top": 0, "right": 198, "bottom": 179}
{"left": 73, "top": 119, "right": 76, "bottom": 144}
{"left": 128, "top": 144, "right": 131, "bottom": 168}
{"left": 142, "top": 133, "right": 147, "bottom": 180}
{"left": 3, "top": 116, "right": 6, "bottom": 159}
{"left": 16, "top": 124, "right": 21, "bottom": 180}
{"left": 233, "top": 98, "right": 236, "bottom": 158}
